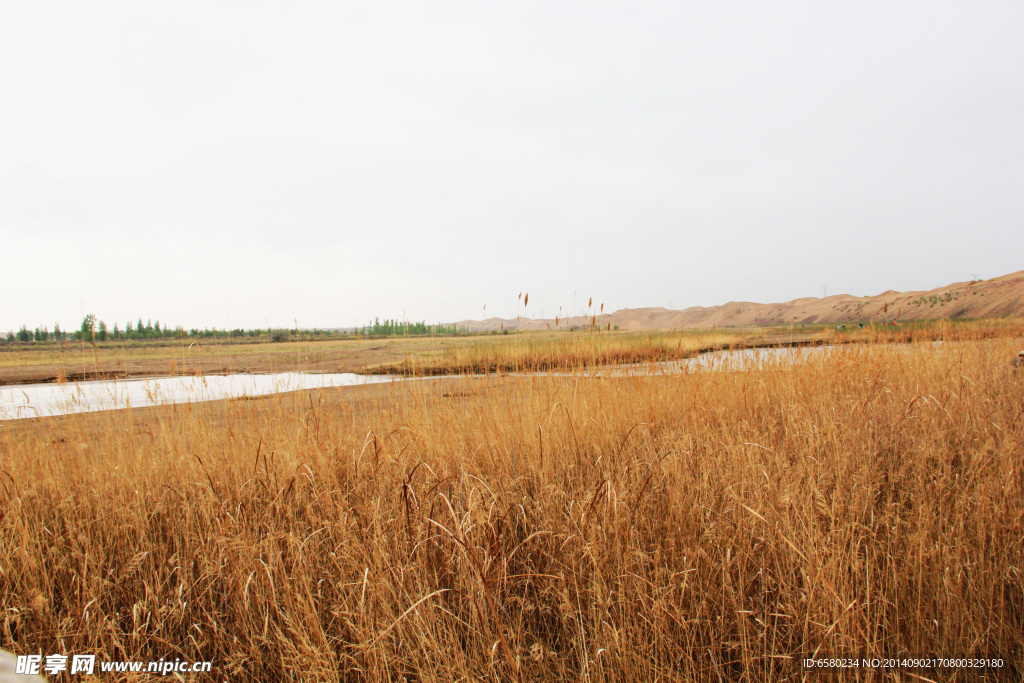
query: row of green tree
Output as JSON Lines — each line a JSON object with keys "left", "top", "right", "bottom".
{"left": 3, "top": 316, "right": 301, "bottom": 343}
{"left": 5, "top": 317, "right": 188, "bottom": 343}
{"left": 359, "top": 318, "right": 464, "bottom": 337}
{"left": 4, "top": 315, "right": 469, "bottom": 343}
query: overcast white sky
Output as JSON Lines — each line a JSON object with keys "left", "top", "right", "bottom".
{"left": 2, "top": 2, "right": 1022, "bottom": 332}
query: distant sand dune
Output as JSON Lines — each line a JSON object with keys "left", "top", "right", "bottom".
{"left": 455, "top": 270, "right": 1024, "bottom": 332}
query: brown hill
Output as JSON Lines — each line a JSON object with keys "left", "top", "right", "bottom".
{"left": 455, "top": 270, "right": 1024, "bottom": 332}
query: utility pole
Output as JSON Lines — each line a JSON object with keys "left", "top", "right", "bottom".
{"left": 821, "top": 284, "right": 829, "bottom": 299}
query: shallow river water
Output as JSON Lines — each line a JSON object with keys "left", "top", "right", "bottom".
{"left": 0, "top": 345, "right": 826, "bottom": 421}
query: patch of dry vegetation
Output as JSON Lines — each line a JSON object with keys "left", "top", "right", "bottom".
{"left": 1, "top": 334, "right": 1023, "bottom": 681}
{"left": 363, "top": 319, "right": 1024, "bottom": 377}
{"left": 0, "top": 336, "right": 444, "bottom": 386}
{"left": 362, "top": 331, "right": 745, "bottom": 376}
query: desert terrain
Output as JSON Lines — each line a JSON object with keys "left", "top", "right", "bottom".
{"left": 457, "top": 270, "right": 1024, "bottom": 332}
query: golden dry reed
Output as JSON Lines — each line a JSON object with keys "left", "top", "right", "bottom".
{"left": 362, "top": 319, "right": 1024, "bottom": 377}
{"left": 2, "top": 334, "right": 1024, "bottom": 681}
{"left": 364, "top": 331, "right": 742, "bottom": 376}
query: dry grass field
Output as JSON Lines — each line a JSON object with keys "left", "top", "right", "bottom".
{"left": 0, "top": 329, "right": 774, "bottom": 387}
{"left": 363, "top": 319, "right": 1023, "bottom": 376}
{"left": 2, "top": 324, "right": 1023, "bottom": 681}
{"left": 4, "top": 319, "right": 1013, "bottom": 385}
{"left": 0, "top": 326, "right": 810, "bottom": 386}
{"left": 360, "top": 330, "right": 744, "bottom": 375}
{"left": 0, "top": 335, "right": 438, "bottom": 386}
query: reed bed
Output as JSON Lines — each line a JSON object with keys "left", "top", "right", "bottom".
{"left": 1, "top": 336, "right": 1023, "bottom": 681}
{"left": 362, "top": 331, "right": 745, "bottom": 376}
{"left": 361, "top": 319, "right": 1024, "bottom": 376}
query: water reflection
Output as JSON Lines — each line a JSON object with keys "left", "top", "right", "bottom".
{"left": 0, "top": 372, "right": 401, "bottom": 420}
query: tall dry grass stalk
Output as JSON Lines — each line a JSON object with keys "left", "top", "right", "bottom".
{"left": 1, "top": 336, "right": 1023, "bottom": 680}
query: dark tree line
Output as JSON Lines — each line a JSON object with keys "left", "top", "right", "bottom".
{"left": 5, "top": 315, "right": 471, "bottom": 344}
{"left": 9, "top": 324, "right": 67, "bottom": 343}
{"left": 5, "top": 316, "right": 219, "bottom": 343}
